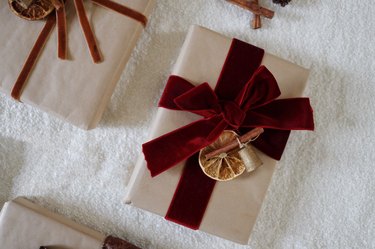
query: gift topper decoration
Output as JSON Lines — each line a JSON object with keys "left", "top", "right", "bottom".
{"left": 142, "top": 39, "right": 314, "bottom": 229}
{"left": 199, "top": 128, "right": 264, "bottom": 181}
{"left": 8, "top": 0, "right": 148, "bottom": 101}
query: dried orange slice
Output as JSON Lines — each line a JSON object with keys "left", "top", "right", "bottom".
{"left": 8, "top": 0, "right": 55, "bottom": 20}
{"left": 199, "top": 130, "right": 246, "bottom": 181}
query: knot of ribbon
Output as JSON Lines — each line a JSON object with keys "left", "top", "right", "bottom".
{"left": 11, "top": 0, "right": 147, "bottom": 100}
{"left": 171, "top": 79, "right": 246, "bottom": 128}
{"left": 143, "top": 66, "right": 314, "bottom": 177}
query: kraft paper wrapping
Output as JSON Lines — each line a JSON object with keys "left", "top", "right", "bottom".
{"left": 0, "top": 0, "right": 155, "bottom": 129}
{"left": 125, "top": 25, "right": 310, "bottom": 244}
{"left": 0, "top": 198, "right": 105, "bottom": 248}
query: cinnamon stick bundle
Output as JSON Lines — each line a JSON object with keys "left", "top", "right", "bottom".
{"left": 226, "top": 0, "right": 274, "bottom": 19}
{"left": 251, "top": 0, "right": 261, "bottom": 29}
{"left": 205, "top": 128, "right": 264, "bottom": 160}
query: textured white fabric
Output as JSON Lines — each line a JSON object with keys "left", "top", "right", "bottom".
{"left": 0, "top": 0, "right": 374, "bottom": 248}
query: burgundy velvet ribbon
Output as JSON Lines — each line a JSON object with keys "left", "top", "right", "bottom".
{"left": 102, "top": 235, "right": 141, "bottom": 249}
{"left": 142, "top": 39, "right": 314, "bottom": 229}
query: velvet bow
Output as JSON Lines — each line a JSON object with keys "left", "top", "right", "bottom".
{"left": 143, "top": 66, "right": 314, "bottom": 177}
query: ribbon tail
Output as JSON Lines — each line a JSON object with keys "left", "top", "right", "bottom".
{"left": 242, "top": 98, "right": 314, "bottom": 160}
{"left": 11, "top": 15, "right": 56, "bottom": 101}
{"left": 74, "top": 0, "right": 102, "bottom": 63}
{"left": 158, "top": 75, "right": 195, "bottom": 110}
{"left": 143, "top": 115, "right": 227, "bottom": 177}
{"left": 165, "top": 153, "right": 216, "bottom": 229}
{"left": 91, "top": 0, "right": 148, "bottom": 26}
{"left": 250, "top": 128, "right": 291, "bottom": 160}
{"left": 56, "top": 1, "right": 67, "bottom": 60}
{"left": 244, "top": 98, "right": 315, "bottom": 130}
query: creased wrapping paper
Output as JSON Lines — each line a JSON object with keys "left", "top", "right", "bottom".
{"left": 125, "top": 25, "right": 310, "bottom": 244}
{"left": 0, "top": 198, "right": 105, "bottom": 248}
{"left": 0, "top": 0, "right": 155, "bottom": 129}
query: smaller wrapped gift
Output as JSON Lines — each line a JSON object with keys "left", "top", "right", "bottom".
{"left": 125, "top": 25, "right": 314, "bottom": 244}
{"left": 0, "top": 0, "right": 155, "bottom": 129}
{"left": 0, "top": 197, "right": 140, "bottom": 248}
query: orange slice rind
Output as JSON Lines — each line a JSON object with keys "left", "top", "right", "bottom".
{"left": 199, "top": 130, "right": 246, "bottom": 181}
{"left": 9, "top": 0, "right": 55, "bottom": 20}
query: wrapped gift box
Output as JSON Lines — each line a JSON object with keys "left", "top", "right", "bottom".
{"left": 125, "top": 25, "right": 311, "bottom": 244}
{"left": 0, "top": 0, "right": 155, "bottom": 129}
{"left": 0, "top": 197, "right": 139, "bottom": 248}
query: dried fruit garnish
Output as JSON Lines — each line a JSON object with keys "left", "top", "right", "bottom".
{"left": 8, "top": 0, "right": 55, "bottom": 20}
{"left": 199, "top": 130, "right": 246, "bottom": 181}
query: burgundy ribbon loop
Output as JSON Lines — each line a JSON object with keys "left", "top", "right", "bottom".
{"left": 173, "top": 82, "right": 221, "bottom": 117}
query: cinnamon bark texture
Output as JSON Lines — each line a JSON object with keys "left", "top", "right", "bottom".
{"left": 205, "top": 128, "right": 264, "bottom": 160}
{"left": 226, "top": 0, "right": 274, "bottom": 19}
{"left": 251, "top": 0, "right": 261, "bottom": 29}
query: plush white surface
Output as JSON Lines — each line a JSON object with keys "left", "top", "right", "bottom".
{"left": 1, "top": 0, "right": 374, "bottom": 248}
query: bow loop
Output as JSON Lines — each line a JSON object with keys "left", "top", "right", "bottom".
{"left": 236, "top": 66, "right": 281, "bottom": 111}
{"left": 143, "top": 115, "right": 227, "bottom": 177}
{"left": 174, "top": 83, "right": 221, "bottom": 118}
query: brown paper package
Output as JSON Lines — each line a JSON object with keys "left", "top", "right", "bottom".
{"left": 125, "top": 25, "right": 310, "bottom": 244}
{"left": 0, "top": 197, "right": 140, "bottom": 248}
{"left": 0, "top": 0, "right": 155, "bottom": 129}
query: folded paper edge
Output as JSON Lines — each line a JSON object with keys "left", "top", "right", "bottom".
{"left": 0, "top": 0, "right": 157, "bottom": 130}
{"left": 124, "top": 24, "right": 199, "bottom": 203}
{"left": 8, "top": 197, "right": 106, "bottom": 242}
{"left": 88, "top": 0, "right": 157, "bottom": 130}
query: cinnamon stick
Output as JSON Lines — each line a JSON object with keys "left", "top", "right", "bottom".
{"left": 56, "top": 1, "right": 67, "bottom": 60}
{"left": 226, "top": 0, "right": 274, "bottom": 19}
{"left": 205, "top": 128, "right": 264, "bottom": 160}
{"left": 251, "top": 0, "right": 261, "bottom": 29}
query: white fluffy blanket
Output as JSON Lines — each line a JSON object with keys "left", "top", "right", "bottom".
{"left": 1, "top": 0, "right": 374, "bottom": 248}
